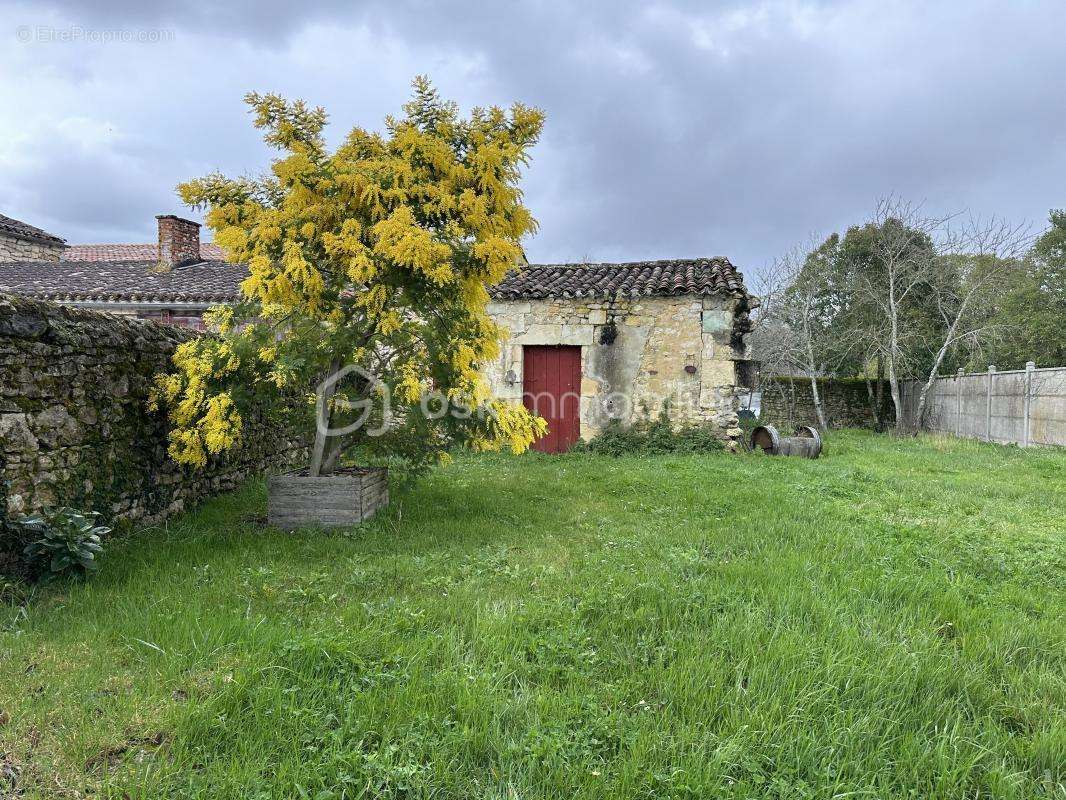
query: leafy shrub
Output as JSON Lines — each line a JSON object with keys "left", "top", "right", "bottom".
{"left": 737, "top": 410, "right": 760, "bottom": 452}
{"left": 574, "top": 406, "right": 726, "bottom": 456}
{"left": 19, "top": 507, "right": 109, "bottom": 582}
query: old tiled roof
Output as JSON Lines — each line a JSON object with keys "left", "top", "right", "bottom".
{"left": 490, "top": 258, "right": 749, "bottom": 300}
{"left": 0, "top": 259, "right": 245, "bottom": 304}
{"left": 0, "top": 213, "right": 66, "bottom": 245}
{"left": 0, "top": 256, "right": 749, "bottom": 305}
{"left": 64, "top": 242, "right": 225, "bottom": 261}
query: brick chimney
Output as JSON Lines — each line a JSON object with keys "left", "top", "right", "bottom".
{"left": 156, "top": 214, "right": 201, "bottom": 268}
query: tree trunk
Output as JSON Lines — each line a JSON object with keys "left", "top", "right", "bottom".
{"left": 309, "top": 424, "right": 329, "bottom": 478}
{"left": 808, "top": 375, "right": 828, "bottom": 430}
{"left": 865, "top": 356, "right": 885, "bottom": 430}
{"left": 887, "top": 283, "right": 905, "bottom": 434}
{"left": 887, "top": 353, "right": 903, "bottom": 434}
{"left": 912, "top": 332, "right": 958, "bottom": 435}
{"left": 321, "top": 433, "right": 350, "bottom": 474}
{"left": 912, "top": 300, "right": 971, "bottom": 435}
{"left": 309, "top": 357, "right": 343, "bottom": 477}
{"left": 912, "top": 384, "right": 932, "bottom": 436}
{"left": 803, "top": 333, "right": 828, "bottom": 429}
{"left": 875, "top": 357, "right": 885, "bottom": 430}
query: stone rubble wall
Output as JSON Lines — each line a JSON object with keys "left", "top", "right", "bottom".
{"left": 0, "top": 234, "right": 64, "bottom": 262}
{"left": 484, "top": 296, "right": 745, "bottom": 445}
{"left": 0, "top": 293, "right": 308, "bottom": 574}
{"left": 757, "top": 376, "right": 895, "bottom": 430}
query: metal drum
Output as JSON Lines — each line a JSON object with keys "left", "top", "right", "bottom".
{"left": 750, "top": 425, "right": 823, "bottom": 458}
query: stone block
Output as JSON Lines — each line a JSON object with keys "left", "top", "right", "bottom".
{"left": 558, "top": 324, "right": 594, "bottom": 345}
{"left": 519, "top": 323, "right": 562, "bottom": 344}
{"left": 701, "top": 310, "right": 732, "bottom": 334}
{"left": 32, "top": 405, "right": 83, "bottom": 449}
{"left": 0, "top": 413, "right": 37, "bottom": 454}
{"left": 487, "top": 301, "right": 530, "bottom": 316}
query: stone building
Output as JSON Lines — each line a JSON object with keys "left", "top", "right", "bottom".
{"left": 0, "top": 212, "right": 756, "bottom": 449}
{"left": 484, "top": 261, "right": 754, "bottom": 450}
{"left": 0, "top": 213, "right": 66, "bottom": 261}
{"left": 0, "top": 215, "right": 232, "bottom": 329}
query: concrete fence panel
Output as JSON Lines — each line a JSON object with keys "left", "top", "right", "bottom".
{"left": 1030, "top": 367, "right": 1066, "bottom": 446}
{"left": 902, "top": 363, "right": 1066, "bottom": 447}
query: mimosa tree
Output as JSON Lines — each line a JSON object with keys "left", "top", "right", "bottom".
{"left": 151, "top": 78, "right": 547, "bottom": 476}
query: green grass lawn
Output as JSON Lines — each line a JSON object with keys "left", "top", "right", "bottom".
{"left": 1, "top": 431, "right": 1064, "bottom": 799}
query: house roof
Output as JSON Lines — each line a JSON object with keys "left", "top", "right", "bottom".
{"left": 491, "top": 258, "right": 749, "bottom": 300}
{"left": 0, "top": 259, "right": 245, "bottom": 304}
{"left": 0, "top": 213, "right": 66, "bottom": 246}
{"left": 64, "top": 242, "right": 225, "bottom": 261}
{"left": 0, "top": 256, "right": 750, "bottom": 305}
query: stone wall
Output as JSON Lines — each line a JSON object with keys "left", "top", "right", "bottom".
{"left": 0, "top": 234, "right": 63, "bottom": 262}
{"left": 757, "top": 376, "right": 895, "bottom": 430}
{"left": 0, "top": 293, "right": 307, "bottom": 575}
{"left": 484, "top": 296, "right": 745, "bottom": 444}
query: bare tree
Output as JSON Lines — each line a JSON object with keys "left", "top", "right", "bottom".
{"left": 844, "top": 198, "right": 954, "bottom": 431}
{"left": 750, "top": 242, "right": 862, "bottom": 430}
{"left": 845, "top": 198, "right": 1033, "bottom": 432}
{"left": 747, "top": 251, "right": 801, "bottom": 422}
{"left": 908, "top": 215, "right": 1033, "bottom": 431}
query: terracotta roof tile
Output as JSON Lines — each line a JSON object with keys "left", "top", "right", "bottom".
{"left": 490, "top": 258, "right": 749, "bottom": 300}
{"left": 64, "top": 243, "right": 225, "bottom": 261}
{"left": 0, "top": 256, "right": 750, "bottom": 305}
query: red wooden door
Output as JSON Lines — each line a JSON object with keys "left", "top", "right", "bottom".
{"left": 523, "top": 345, "right": 582, "bottom": 453}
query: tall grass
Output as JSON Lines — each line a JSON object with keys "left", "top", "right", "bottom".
{"left": 1, "top": 431, "right": 1063, "bottom": 798}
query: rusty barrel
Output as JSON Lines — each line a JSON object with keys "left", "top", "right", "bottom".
{"left": 750, "top": 425, "right": 822, "bottom": 458}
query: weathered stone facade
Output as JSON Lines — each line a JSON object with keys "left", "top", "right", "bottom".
{"left": 0, "top": 293, "right": 308, "bottom": 575}
{"left": 0, "top": 235, "right": 63, "bottom": 262}
{"left": 484, "top": 295, "right": 746, "bottom": 444}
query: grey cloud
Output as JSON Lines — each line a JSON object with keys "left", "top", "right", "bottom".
{"left": 4, "top": 132, "right": 197, "bottom": 243}
{"left": 2, "top": 0, "right": 1064, "bottom": 274}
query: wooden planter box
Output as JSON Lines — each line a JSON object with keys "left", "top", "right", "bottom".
{"left": 267, "top": 467, "right": 388, "bottom": 529}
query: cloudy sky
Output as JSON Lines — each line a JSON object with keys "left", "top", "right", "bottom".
{"left": 1, "top": 1, "right": 1063, "bottom": 273}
